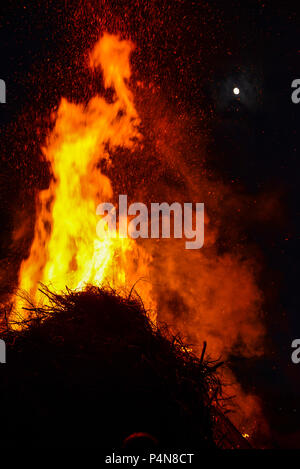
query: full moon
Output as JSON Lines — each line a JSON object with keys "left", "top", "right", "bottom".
{"left": 233, "top": 87, "right": 240, "bottom": 95}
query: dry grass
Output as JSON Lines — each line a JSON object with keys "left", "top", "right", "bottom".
{"left": 0, "top": 285, "right": 224, "bottom": 448}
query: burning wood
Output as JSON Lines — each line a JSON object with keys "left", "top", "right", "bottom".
{"left": 1, "top": 285, "right": 226, "bottom": 448}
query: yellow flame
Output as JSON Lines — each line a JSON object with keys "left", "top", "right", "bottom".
{"left": 14, "top": 33, "right": 153, "bottom": 318}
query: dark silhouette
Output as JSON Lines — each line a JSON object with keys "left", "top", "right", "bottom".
{"left": 0, "top": 285, "right": 224, "bottom": 449}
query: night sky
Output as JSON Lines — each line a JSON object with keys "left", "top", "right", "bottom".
{"left": 0, "top": 0, "right": 299, "bottom": 448}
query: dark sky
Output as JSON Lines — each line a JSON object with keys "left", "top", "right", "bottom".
{"left": 0, "top": 0, "right": 299, "bottom": 448}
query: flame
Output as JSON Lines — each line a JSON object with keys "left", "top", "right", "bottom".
{"left": 14, "top": 33, "right": 152, "bottom": 316}
{"left": 11, "top": 31, "right": 267, "bottom": 442}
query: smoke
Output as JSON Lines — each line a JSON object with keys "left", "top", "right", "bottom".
{"left": 111, "top": 86, "right": 269, "bottom": 440}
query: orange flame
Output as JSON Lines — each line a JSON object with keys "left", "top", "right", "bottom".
{"left": 14, "top": 33, "right": 153, "bottom": 316}
{"left": 11, "top": 31, "right": 267, "bottom": 442}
